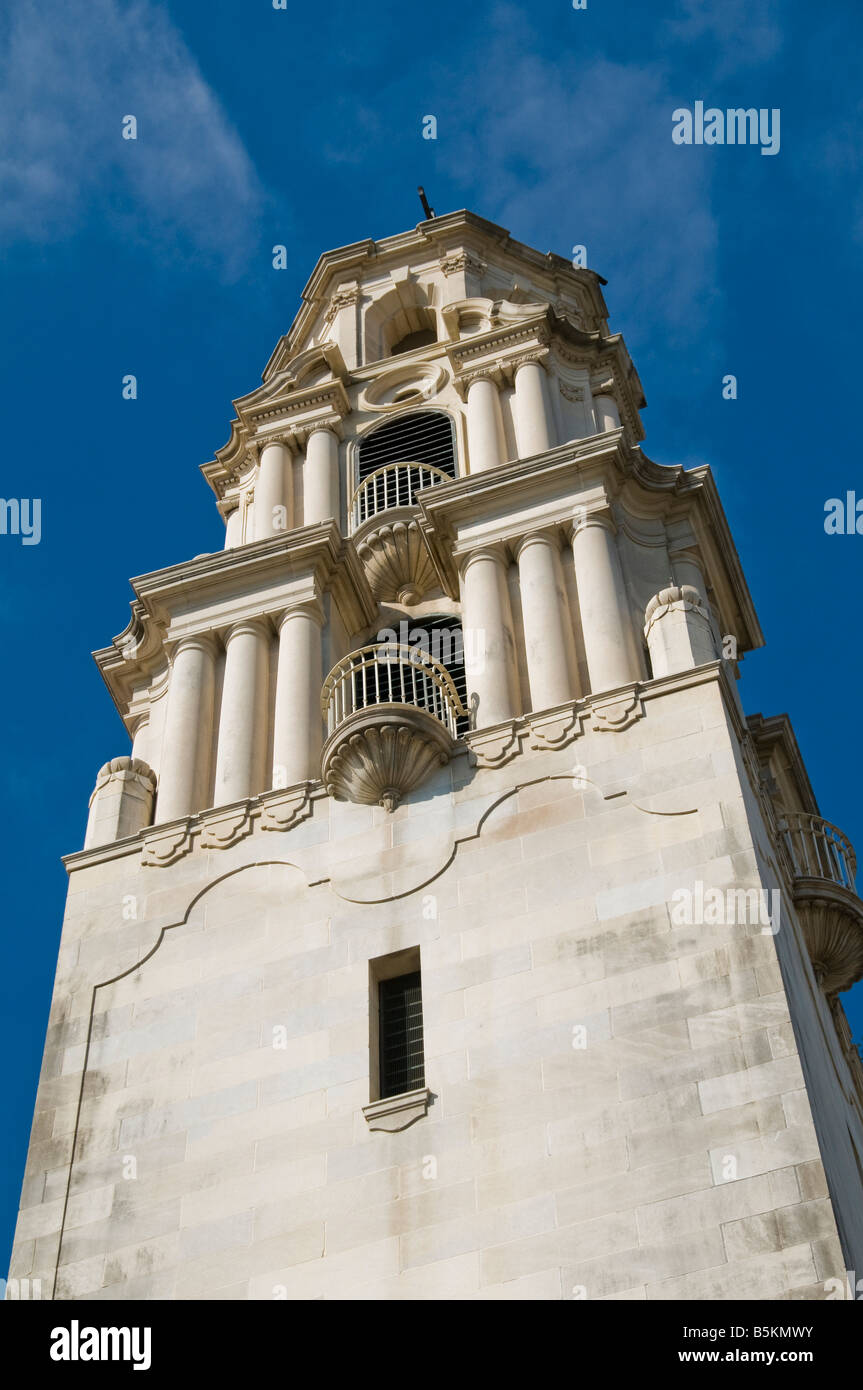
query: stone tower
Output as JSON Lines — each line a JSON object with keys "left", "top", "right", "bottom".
{"left": 11, "top": 211, "right": 863, "bottom": 1301}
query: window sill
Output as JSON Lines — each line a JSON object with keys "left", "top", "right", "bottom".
{"left": 362, "top": 1086, "right": 431, "bottom": 1132}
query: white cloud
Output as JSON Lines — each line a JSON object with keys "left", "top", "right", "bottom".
{"left": 0, "top": 0, "right": 265, "bottom": 275}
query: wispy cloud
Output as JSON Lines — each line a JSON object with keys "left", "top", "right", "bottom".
{"left": 442, "top": 10, "right": 719, "bottom": 348}
{"left": 665, "top": 0, "right": 783, "bottom": 75}
{"left": 0, "top": 0, "right": 265, "bottom": 276}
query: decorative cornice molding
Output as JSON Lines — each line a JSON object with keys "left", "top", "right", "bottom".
{"left": 199, "top": 802, "right": 254, "bottom": 850}
{"left": 439, "top": 251, "right": 487, "bottom": 278}
{"left": 559, "top": 382, "right": 585, "bottom": 403}
{"left": 141, "top": 819, "right": 193, "bottom": 867}
{"left": 527, "top": 706, "right": 583, "bottom": 750}
{"left": 259, "top": 782, "right": 313, "bottom": 833}
{"left": 465, "top": 721, "right": 524, "bottom": 769}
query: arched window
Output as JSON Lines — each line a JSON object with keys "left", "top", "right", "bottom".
{"left": 352, "top": 411, "right": 457, "bottom": 526}
{"left": 390, "top": 327, "right": 436, "bottom": 355}
{"left": 357, "top": 411, "right": 456, "bottom": 484}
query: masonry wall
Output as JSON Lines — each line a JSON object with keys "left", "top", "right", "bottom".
{"left": 9, "top": 671, "right": 857, "bottom": 1300}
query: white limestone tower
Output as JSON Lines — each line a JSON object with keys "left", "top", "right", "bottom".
{"left": 10, "top": 211, "right": 863, "bottom": 1301}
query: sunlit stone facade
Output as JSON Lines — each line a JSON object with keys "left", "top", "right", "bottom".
{"left": 11, "top": 211, "right": 863, "bottom": 1300}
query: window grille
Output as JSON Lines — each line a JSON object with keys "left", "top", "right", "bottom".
{"left": 379, "top": 971, "right": 425, "bottom": 1099}
{"left": 356, "top": 411, "right": 456, "bottom": 485}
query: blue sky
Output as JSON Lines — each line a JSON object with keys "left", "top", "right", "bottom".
{"left": 1, "top": 0, "right": 862, "bottom": 1273}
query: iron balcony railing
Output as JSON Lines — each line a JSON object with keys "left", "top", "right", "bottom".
{"left": 321, "top": 643, "right": 468, "bottom": 741}
{"left": 350, "top": 461, "right": 451, "bottom": 530}
{"left": 779, "top": 813, "right": 858, "bottom": 892}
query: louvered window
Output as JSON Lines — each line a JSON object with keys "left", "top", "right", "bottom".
{"left": 356, "top": 411, "right": 456, "bottom": 485}
{"left": 379, "top": 971, "right": 425, "bottom": 1098}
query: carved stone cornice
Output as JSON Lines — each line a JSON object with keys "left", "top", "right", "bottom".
{"left": 245, "top": 378, "right": 351, "bottom": 436}
{"left": 439, "top": 251, "right": 487, "bottom": 278}
{"left": 199, "top": 802, "right": 254, "bottom": 849}
{"left": 260, "top": 782, "right": 313, "bottom": 832}
{"left": 527, "top": 706, "right": 583, "bottom": 750}
{"left": 589, "top": 689, "right": 643, "bottom": 733}
{"left": 465, "top": 721, "right": 524, "bottom": 769}
{"left": 323, "top": 282, "right": 360, "bottom": 324}
{"left": 559, "top": 382, "right": 585, "bottom": 403}
{"left": 141, "top": 819, "right": 193, "bottom": 867}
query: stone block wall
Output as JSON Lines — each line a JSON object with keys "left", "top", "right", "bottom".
{"left": 9, "top": 671, "right": 857, "bottom": 1300}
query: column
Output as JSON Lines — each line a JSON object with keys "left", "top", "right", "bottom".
{"left": 303, "top": 427, "right": 340, "bottom": 526}
{"left": 513, "top": 357, "right": 553, "bottom": 457}
{"left": 571, "top": 514, "right": 638, "bottom": 694}
{"left": 460, "top": 547, "right": 519, "bottom": 728}
{"left": 515, "top": 532, "right": 573, "bottom": 711}
{"left": 465, "top": 373, "right": 505, "bottom": 474}
{"left": 253, "top": 438, "right": 292, "bottom": 542}
{"left": 272, "top": 605, "right": 324, "bottom": 787}
{"left": 224, "top": 506, "right": 243, "bottom": 549}
{"left": 155, "top": 634, "right": 217, "bottom": 822}
{"left": 131, "top": 714, "right": 150, "bottom": 766}
{"left": 593, "top": 393, "right": 621, "bottom": 433}
{"left": 213, "top": 618, "right": 270, "bottom": 805}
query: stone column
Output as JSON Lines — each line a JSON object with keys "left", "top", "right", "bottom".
{"left": 460, "top": 547, "right": 519, "bottom": 728}
{"left": 515, "top": 531, "right": 573, "bottom": 711}
{"left": 131, "top": 714, "right": 150, "bottom": 766}
{"left": 303, "top": 427, "right": 340, "bottom": 526}
{"left": 272, "top": 604, "right": 324, "bottom": 787}
{"left": 155, "top": 634, "right": 217, "bottom": 822}
{"left": 213, "top": 618, "right": 270, "bottom": 805}
{"left": 593, "top": 391, "right": 621, "bottom": 433}
{"left": 224, "top": 506, "right": 243, "bottom": 549}
{"left": 513, "top": 357, "right": 553, "bottom": 457}
{"left": 571, "top": 513, "right": 638, "bottom": 694}
{"left": 253, "top": 438, "right": 292, "bottom": 542}
{"left": 465, "top": 373, "right": 505, "bottom": 474}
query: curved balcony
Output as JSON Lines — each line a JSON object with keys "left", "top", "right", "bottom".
{"left": 350, "top": 462, "right": 451, "bottom": 604}
{"left": 321, "top": 643, "right": 468, "bottom": 811}
{"left": 779, "top": 813, "right": 863, "bottom": 994}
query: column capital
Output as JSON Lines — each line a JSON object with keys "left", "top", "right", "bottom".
{"left": 511, "top": 346, "right": 551, "bottom": 378}
{"left": 170, "top": 631, "right": 220, "bottom": 660}
{"left": 453, "top": 364, "right": 506, "bottom": 400}
{"left": 513, "top": 527, "right": 561, "bottom": 561}
{"left": 570, "top": 506, "right": 617, "bottom": 541}
{"left": 222, "top": 615, "right": 272, "bottom": 644}
{"left": 276, "top": 598, "right": 326, "bottom": 631}
{"left": 293, "top": 416, "right": 345, "bottom": 448}
{"left": 256, "top": 432, "right": 297, "bottom": 458}
{"left": 457, "top": 542, "right": 508, "bottom": 576}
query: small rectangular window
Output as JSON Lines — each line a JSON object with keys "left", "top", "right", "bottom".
{"left": 379, "top": 971, "right": 425, "bottom": 1098}
{"left": 369, "top": 948, "right": 425, "bottom": 1101}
